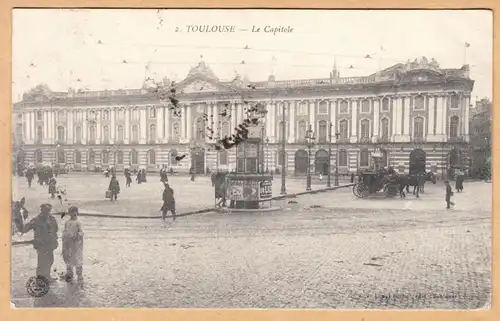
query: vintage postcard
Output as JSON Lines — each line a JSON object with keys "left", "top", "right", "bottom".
{"left": 7, "top": 7, "right": 493, "bottom": 313}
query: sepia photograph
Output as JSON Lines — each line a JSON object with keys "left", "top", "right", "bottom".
{"left": 10, "top": 8, "right": 492, "bottom": 309}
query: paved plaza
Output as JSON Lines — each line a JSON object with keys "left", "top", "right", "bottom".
{"left": 10, "top": 175, "right": 491, "bottom": 309}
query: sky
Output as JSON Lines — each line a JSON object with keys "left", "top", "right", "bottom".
{"left": 12, "top": 9, "right": 493, "bottom": 103}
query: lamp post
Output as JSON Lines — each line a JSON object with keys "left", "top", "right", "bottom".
{"left": 280, "top": 104, "right": 287, "bottom": 195}
{"left": 334, "top": 132, "right": 340, "bottom": 186}
{"left": 305, "top": 124, "right": 316, "bottom": 191}
{"left": 265, "top": 137, "right": 270, "bottom": 173}
{"left": 327, "top": 123, "right": 333, "bottom": 188}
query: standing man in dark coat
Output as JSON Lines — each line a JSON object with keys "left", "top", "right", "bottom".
{"left": 161, "top": 183, "right": 176, "bottom": 221}
{"left": 26, "top": 168, "right": 34, "bottom": 188}
{"left": 108, "top": 175, "right": 121, "bottom": 201}
{"left": 48, "top": 177, "right": 57, "bottom": 199}
{"left": 125, "top": 169, "right": 132, "bottom": 187}
{"left": 22, "top": 203, "right": 59, "bottom": 282}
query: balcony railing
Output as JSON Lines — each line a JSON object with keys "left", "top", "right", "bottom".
{"left": 411, "top": 136, "right": 426, "bottom": 144}
{"left": 377, "top": 136, "right": 391, "bottom": 144}
{"left": 448, "top": 136, "right": 466, "bottom": 143}
{"left": 337, "top": 137, "right": 350, "bottom": 144}
{"left": 357, "top": 136, "right": 371, "bottom": 144}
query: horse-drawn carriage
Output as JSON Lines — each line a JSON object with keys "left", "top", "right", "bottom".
{"left": 352, "top": 169, "right": 400, "bottom": 198}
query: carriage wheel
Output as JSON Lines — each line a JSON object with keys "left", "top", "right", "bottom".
{"left": 353, "top": 183, "right": 370, "bottom": 198}
{"left": 384, "top": 184, "right": 398, "bottom": 198}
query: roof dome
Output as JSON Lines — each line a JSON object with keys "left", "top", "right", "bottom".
{"left": 186, "top": 61, "right": 219, "bottom": 80}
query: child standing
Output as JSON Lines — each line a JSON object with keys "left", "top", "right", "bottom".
{"left": 444, "top": 180, "right": 455, "bottom": 209}
{"left": 62, "top": 206, "right": 84, "bottom": 283}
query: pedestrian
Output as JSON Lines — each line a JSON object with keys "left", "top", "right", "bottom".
{"left": 108, "top": 175, "right": 120, "bottom": 201}
{"left": 161, "top": 182, "right": 176, "bottom": 220}
{"left": 26, "top": 168, "right": 34, "bottom": 188}
{"left": 319, "top": 173, "right": 323, "bottom": 181}
{"left": 21, "top": 203, "right": 59, "bottom": 282}
{"left": 125, "top": 169, "right": 132, "bottom": 187}
{"left": 444, "top": 180, "right": 455, "bottom": 209}
{"left": 62, "top": 206, "right": 84, "bottom": 283}
{"left": 216, "top": 178, "right": 227, "bottom": 208}
{"left": 455, "top": 169, "right": 465, "bottom": 192}
{"left": 48, "top": 177, "right": 57, "bottom": 199}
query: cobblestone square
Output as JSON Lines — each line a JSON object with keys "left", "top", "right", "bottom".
{"left": 11, "top": 176, "right": 491, "bottom": 309}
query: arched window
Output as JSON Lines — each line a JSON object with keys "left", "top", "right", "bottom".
{"left": 58, "top": 110, "right": 65, "bottom": 121}
{"left": 414, "top": 95, "right": 425, "bottom": 110}
{"left": 117, "top": 125, "right": 124, "bottom": 142}
{"left": 132, "top": 109, "right": 139, "bottom": 120}
{"left": 360, "top": 119, "right": 370, "bottom": 138}
{"left": 277, "top": 121, "right": 286, "bottom": 142}
{"left": 102, "top": 150, "right": 109, "bottom": 164}
{"left": 130, "top": 149, "right": 138, "bottom": 165}
{"left": 36, "top": 126, "right": 43, "bottom": 144}
{"left": 115, "top": 150, "right": 123, "bottom": 165}
{"left": 318, "top": 120, "right": 328, "bottom": 143}
{"left": 221, "top": 121, "right": 230, "bottom": 138}
{"left": 195, "top": 118, "right": 205, "bottom": 140}
{"left": 448, "top": 94, "right": 459, "bottom": 109}
{"left": 380, "top": 118, "right": 390, "bottom": 139}
{"left": 102, "top": 110, "right": 109, "bottom": 120}
{"left": 339, "top": 100, "right": 349, "bottom": 113}
{"left": 36, "top": 111, "right": 43, "bottom": 121}
{"left": 57, "top": 126, "right": 65, "bottom": 143}
{"left": 149, "top": 124, "right": 156, "bottom": 142}
{"left": 338, "top": 149, "right": 348, "bottom": 167}
{"left": 170, "top": 149, "right": 178, "bottom": 165}
{"left": 147, "top": 149, "right": 156, "bottom": 164}
{"left": 360, "top": 149, "right": 370, "bottom": 167}
{"left": 413, "top": 117, "right": 424, "bottom": 138}
{"left": 57, "top": 150, "right": 65, "bottom": 164}
{"left": 88, "top": 150, "right": 95, "bottom": 164}
{"left": 382, "top": 97, "right": 390, "bottom": 111}
{"left": 131, "top": 125, "right": 139, "bottom": 142}
{"left": 449, "top": 116, "right": 459, "bottom": 138}
{"left": 117, "top": 109, "right": 124, "bottom": 120}
{"left": 102, "top": 125, "right": 110, "bottom": 143}
{"left": 298, "top": 121, "right": 307, "bottom": 143}
{"left": 75, "top": 126, "right": 82, "bottom": 144}
{"left": 150, "top": 107, "right": 156, "bottom": 118}
{"left": 74, "top": 150, "right": 81, "bottom": 164}
{"left": 172, "top": 122, "right": 180, "bottom": 140}
{"left": 277, "top": 150, "right": 287, "bottom": 166}
{"left": 361, "top": 100, "right": 370, "bottom": 113}
{"left": 35, "top": 149, "right": 43, "bottom": 163}
{"left": 89, "top": 125, "right": 96, "bottom": 143}
{"left": 219, "top": 150, "right": 228, "bottom": 165}
{"left": 318, "top": 101, "right": 328, "bottom": 114}
{"left": 339, "top": 119, "right": 348, "bottom": 140}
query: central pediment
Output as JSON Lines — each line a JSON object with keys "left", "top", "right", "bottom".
{"left": 177, "top": 76, "right": 231, "bottom": 94}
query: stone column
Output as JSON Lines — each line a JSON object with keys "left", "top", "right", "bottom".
{"left": 67, "top": 110, "right": 74, "bottom": 144}
{"left": 180, "top": 105, "right": 186, "bottom": 140}
{"left": 350, "top": 99, "right": 358, "bottom": 143}
{"left": 156, "top": 106, "right": 163, "bottom": 142}
{"left": 212, "top": 103, "right": 219, "bottom": 139}
{"left": 371, "top": 98, "right": 378, "bottom": 139}
{"left": 96, "top": 110, "right": 101, "bottom": 145}
{"left": 402, "top": 96, "right": 410, "bottom": 139}
{"left": 435, "top": 95, "right": 444, "bottom": 138}
{"left": 82, "top": 114, "right": 88, "bottom": 145}
{"left": 43, "top": 111, "right": 48, "bottom": 141}
{"left": 308, "top": 100, "right": 315, "bottom": 128}
{"left": 124, "top": 109, "right": 130, "bottom": 144}
{"left": 330, "top": 99, "right": 337, "bottom": 143}
{"left": 269, "top": 102, "right": 275, "bottom": 143}
{"left": 288, "top": 101, "right": 295, "bottom": 143}
{"left": 441, "top": 95, "right": 448, "bottom": 139}
{"left": 188, "top": 105, "right": 194, "bottom": 141}
{"left": 164, "top": 106, "right": 170, "bottom": 142}
{"left": 50, "top": 110, "right": 56, "bottom": 144}
{"left": 30, "top": 111, "right": 35, "bottom": 141}
{"left": 231, "top": 102, "right": 237, "bottom": 135}
{"left": 427, "top": 94, "right": 435, "bottom": 139}
{"left": 464, "top": 95, "right": 471, "bottom": 139}
{"left": 265, "top": 101, "right": 272, "bottom": 138}
{"left": 110, "top": 109, "right": 116, "bottom": 143}
{"left": 139, "top": 108, "right": 146, "bottom": 144}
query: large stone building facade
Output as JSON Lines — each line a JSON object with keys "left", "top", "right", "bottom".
{"left": 12, "top": 57, "right": 473, "bottom": 176}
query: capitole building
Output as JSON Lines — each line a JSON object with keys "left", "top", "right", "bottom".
{"left": 12, "top": 56, "right": 473, "bottom": 176}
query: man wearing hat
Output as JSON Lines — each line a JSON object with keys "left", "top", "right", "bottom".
{"left": 444, "top": 180, "right": 455, "bottom": 209}
{"left": 22, "top": 203, "right": 59, "bottom": 281}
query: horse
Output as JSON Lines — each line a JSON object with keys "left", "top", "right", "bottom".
{"left": 396, "top": 171, "right": 436, "bottom": 198}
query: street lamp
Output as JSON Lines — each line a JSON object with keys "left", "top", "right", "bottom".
{"left": 334, "top": 132, "right": 340, "bottom": 186}
{"left": 265, "top": 137, "right": 270, "bottom": 173}
{"left": 305, "top": 124, "right": 316, "bottom": 191}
